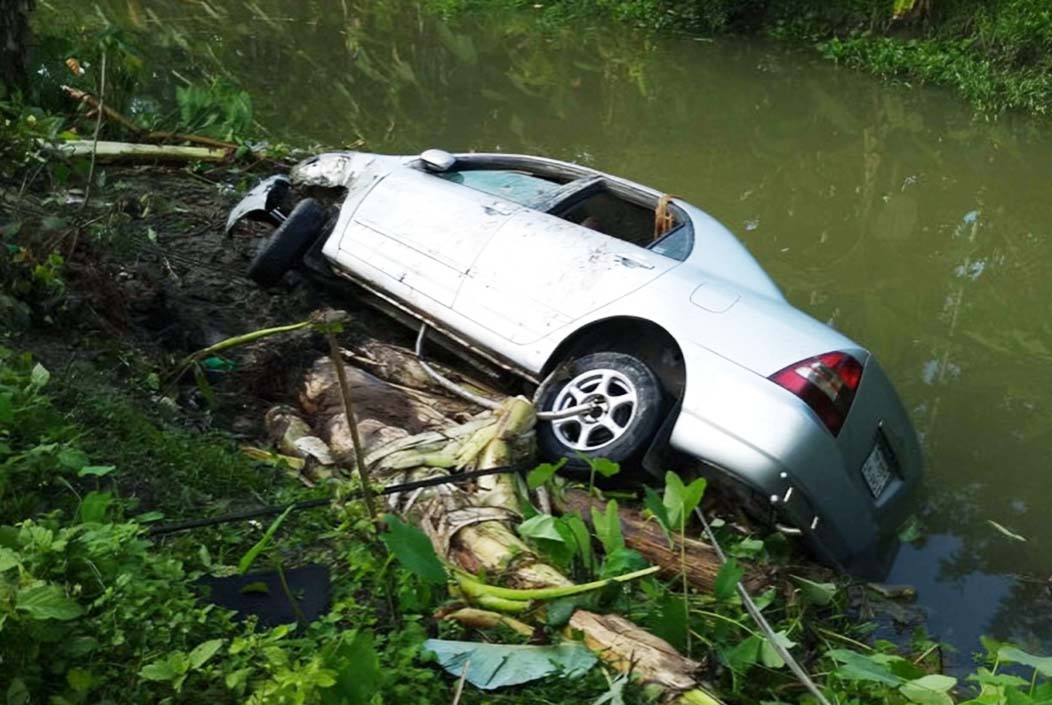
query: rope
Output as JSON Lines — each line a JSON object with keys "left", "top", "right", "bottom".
{"left": 694, "top": 507, "right": 834, "bottom": 705}
{"left": 654, "top": 193, "right": 677, "bottom": 241}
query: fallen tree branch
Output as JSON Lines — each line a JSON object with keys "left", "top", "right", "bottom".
{"left": 557, "top": 489, "right": 772, "bottom": 594}
{"left": 62, "top": 85, "right": 238, "bottom": 151}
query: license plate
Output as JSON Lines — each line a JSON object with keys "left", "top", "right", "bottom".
{"left": 861, "top": 437, "right": 895, "bottom": 498}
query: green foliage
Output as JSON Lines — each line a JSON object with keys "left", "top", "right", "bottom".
{"left": 712, "top": 557, "right": 743, "bottom": 601}
{"left": 424, "top": 639, "right": 597, "bottom": 689}
{"left": 175, "top": 79, "right": 253, "bottom": 141}
{"left": 591, "top": 499, "right": 625, "bottom": 554}
{"left": 381, "top": 513, "right": 448, "bottom": 585}
{"left": 527, "top": 458, "right": 567, "bottom": 489}
{"left": 473, "top": 0, "right": 1052, "bottom": 115}
{"left": 238, "top": 506, "right": 294, "bottom": 574}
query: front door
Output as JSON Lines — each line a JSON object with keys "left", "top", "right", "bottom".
{"left": 339, "top": 168, "right": 518, "bottom": 310}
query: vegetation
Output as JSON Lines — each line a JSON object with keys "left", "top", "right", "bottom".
{"left": 430, "top": 0, "right": 1052, "bottom": 116}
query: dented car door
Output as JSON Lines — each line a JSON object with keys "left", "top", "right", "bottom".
{"left": 455, "top": 210, "right": 679, "bottom": 344}
{"left": 338, "top": 168, "right": 519, "bottom": 310}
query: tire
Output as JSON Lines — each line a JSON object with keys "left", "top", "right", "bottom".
{"left": 536, "top": 352, "right": 664, "bottom": 470}
{"left": 247, "top": 198, "right": 327, "bottom": 287}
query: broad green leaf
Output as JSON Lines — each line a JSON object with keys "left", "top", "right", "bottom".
{"left": 599, "top": 547, "right": 648, "bottom": 579}
{"left": 78, "top": 491, "right": 111, "bottom": 523}
{"left": 967, "top": 669, "right": 1028, "bottom": 689}
{"left": 0, "top": 547, "right": 20, "bottom": 572}
{"left": 78, "top": 465, "right": 116, "bottom": 478}
{"left": 57, "top": 447, "right": 89, "bottom": 470}
{"left": 589, "top": 457, "right": 620, "bottom": 478}
{"left": 643, "top": 486, "right": 673, "bottom": 542}
{"left": 649, "top": 596, "right": 689, "bottom": 652}
{"left": 66, "top": 668, "right": 93, "bottom": 693}
{"left": 998, "top": 646, "right": 1052, "bottom": 677}
{"left": 518, "top": 514, "right": 566, "bottom": 543}
{"left": 724, "top": 635, "right": 762, "bottom": 674}
{"left": 139, "top": 657, "right": 180, "bottom": 682}
{"left": 900, "top": 674, "right": 957, "bottom": 705}
{"left": 728, "top": 537, "right": 765, "bottom": 559}
{"left": 592, "top": 500, "right": 625, "bottom": 555}
{"left": 793, "top": 575, "right": 838, "bottom": 606}
{"left": 576, "top": 453, "right": 620, "bottom": 479}
{"left": 323, "top": 630, "right": 379, "bottom": 705}
{"left": 562, "top": 514, "right": 595, "bottom": 574}
{"left": 15, "top": 583, "right": 83, "bottom": 621}
{"left": 0, "top": 394, "right": 12, "bottom": 424}
{"left": 188, "top": 639, "right": 223, "bottom": 669}
{"left": 662, "top": 471, "right": 706, "bottom": 529}
{"left": 759, "top": 631, "right": 797, "bottom": 669}
{"left": 527, "top": 459, "right": 566, "bottom": 489}
{"left": 546, "top": 598, "right": 579, "bottom": 628}
{"left": 714, "top": 558, "right": 743, "bottom": 601}
{"left": 423, "top": 640, "right": 597, "bottom": 690}
{"left": 827, "top": 649, "right": 903, "bottom": 686}
{"left": 381, "top": 514, "right": 447, "bottom": 585}
{"left": 238, "top": 506, "right": 293, "bottom": 574}
{"left": 6, "top": 678, "right": 29, "bottom": 705}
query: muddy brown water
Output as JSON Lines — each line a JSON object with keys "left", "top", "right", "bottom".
{"left": 41, "top": 0, "right": 1052, "bottom": 662}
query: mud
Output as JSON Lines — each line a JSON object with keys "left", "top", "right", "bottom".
{"left": 21, "top": 164, "right": 504, "bottom": 442}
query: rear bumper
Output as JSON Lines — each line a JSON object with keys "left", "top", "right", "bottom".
{"left": 669, "top": 350, "right": 922, "bottom": 573}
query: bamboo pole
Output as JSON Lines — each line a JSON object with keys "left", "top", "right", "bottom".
{"left": 51, "top": 140, "right": 229, "bottom": 163}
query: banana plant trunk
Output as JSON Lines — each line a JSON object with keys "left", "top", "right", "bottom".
{"left": 287, "top": 346, "right": 726, "bottom": 704}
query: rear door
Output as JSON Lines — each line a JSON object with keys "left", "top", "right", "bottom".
{"left": 339, "top": 168, "right": 518, "bottom": 309}
{"left": 455, "top": 210, "right": 678, "bottom": 344}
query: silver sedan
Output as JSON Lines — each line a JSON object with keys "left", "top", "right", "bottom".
{"left": 231, "top": 148, "right": 923, "bottom": 573}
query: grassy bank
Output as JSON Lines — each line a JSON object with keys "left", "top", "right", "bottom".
{"left": 435, "top": 0, "right": 1052, "bottom": 116}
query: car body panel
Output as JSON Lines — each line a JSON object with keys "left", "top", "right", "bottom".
{"left": 457, "top": 209, "right": 680, "bottom": 344}
{"left": 341, "top": 168, "right": 518, "bottom": 307}
{"left": 273, "top": 149, "right": 923, "bottom": 571}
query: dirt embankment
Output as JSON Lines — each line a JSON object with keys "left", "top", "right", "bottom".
{"left": 18, "top": 164, "right": 427, "bottom": 433}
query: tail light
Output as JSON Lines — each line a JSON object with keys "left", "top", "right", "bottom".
{"left": 769, "top": 352, "right": 863, "bottom": 436}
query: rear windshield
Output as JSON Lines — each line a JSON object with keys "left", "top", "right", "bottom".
{"left": 438, "top": 169, "right": 561, "bottom": 208}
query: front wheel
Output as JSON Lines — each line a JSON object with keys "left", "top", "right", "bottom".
{"left": 247, "top": 198, "right": 327, "bottom": 287}
{"left": 536, "top": 352, "right": 664, "bottom": 469}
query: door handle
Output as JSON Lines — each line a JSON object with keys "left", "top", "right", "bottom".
{"left": 613, "top": 253, "right": 655, "bottom": 270}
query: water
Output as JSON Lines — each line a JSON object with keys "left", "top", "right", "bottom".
{"left": 41, "top": 0, "right": 1052, "bottom": 663}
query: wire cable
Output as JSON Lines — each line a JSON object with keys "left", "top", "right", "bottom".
{"left": 694, "top": 506, "right": 834, "bottom": 705}
{"left": 148, "top": 462, "right": 528, "bottom": 536}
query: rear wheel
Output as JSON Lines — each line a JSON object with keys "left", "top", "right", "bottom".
{"left": 536, "top": 352, "right": 664, "bottom": 470}
{"left": 247, "top": 198, "right": 327, "bottom": 287}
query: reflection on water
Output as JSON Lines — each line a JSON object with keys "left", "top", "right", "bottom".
{"left": 41, "top": 0, "right": 1052, "bottom": 658}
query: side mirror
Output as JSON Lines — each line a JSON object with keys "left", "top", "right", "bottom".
{"left": 420, "top": 148, "right": 455, "bottom": 173}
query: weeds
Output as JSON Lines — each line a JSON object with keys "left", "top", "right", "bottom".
{"left": 435, "top": 0, "right": 1052, "bottom": 116}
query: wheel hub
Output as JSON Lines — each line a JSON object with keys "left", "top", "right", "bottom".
{"left": 549, "top": 368, "right": 638, "bottom": 451}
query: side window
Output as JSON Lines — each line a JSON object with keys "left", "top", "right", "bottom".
{"left": 552, "top": 184, "right": 692, "bottom": 261}
{"left": 436, "top": 169, "right": 561, "bottom": 208}
{"left": 650, "top": 225, "right": 692, "bottom": 261}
